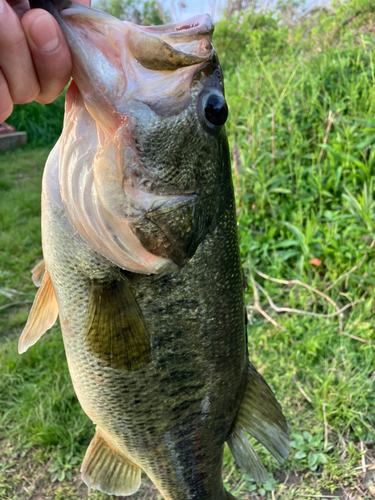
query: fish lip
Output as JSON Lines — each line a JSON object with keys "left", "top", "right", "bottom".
{"left": 62, "top": 4, "right": 213, "bottom": 40}
{"left": 124, "top": 14, "right": 214, "bottom": 38}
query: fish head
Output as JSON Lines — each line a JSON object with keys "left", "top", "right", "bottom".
{"left": 56, "top": 4, "right": 231, "bottom": 273}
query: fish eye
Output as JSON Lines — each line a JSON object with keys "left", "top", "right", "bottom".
{"left": 200, "top": 91, "right": 228, "bottom": 131}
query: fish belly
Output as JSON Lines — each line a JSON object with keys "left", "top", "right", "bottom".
{"left": 41, "top": 144, "right": 247, "bottom": 500}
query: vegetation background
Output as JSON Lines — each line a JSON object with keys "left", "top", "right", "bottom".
{"left": 1, "top": 0, "right": 375, "bottom": 498}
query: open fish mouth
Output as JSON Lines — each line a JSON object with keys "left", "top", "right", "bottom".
{"left": 48, "top": 3, "right": 220, "bottom": 275}
{"left": 122, "top": 14, "right": 215, "bottom": 68}
{"left": 62, "top": 4, "right": 214, "bottom": 67}
{"left": 54, "top": 3, "right": 216, "bottom": 119}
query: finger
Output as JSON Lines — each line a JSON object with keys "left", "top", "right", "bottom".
{"left": 0, "top": 68, "right": 13, "bottom": 122}
{"left": 22, "top": 9, "right": 72, "bottom": 104}
{"left": 7, "top": 0, "right": 29, "bottom": 18}
{"left": 0, "top": 0, "right": 40, "bottom": 104}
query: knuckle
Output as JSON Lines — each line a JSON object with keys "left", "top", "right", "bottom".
{"left": 12, "top": 87, "right": 40, "bottom": 105}
{"left": 37, "top": 81, "right": 68, "bottom": 105}
{"left": 35, "top": 90, "right": 58, "bottom": 105}
{"left": 36, "top": 96, "right": 54, "bottom": 105}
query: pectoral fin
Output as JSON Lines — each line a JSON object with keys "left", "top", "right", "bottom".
{"left": 19, "top": 271, "right": 59, "bottom": 354}
{"left": 81, "top": 428, "right": 141, "bottom": 496}
{"left": 85, "top": 275, "right": 150, "bottom": 371}
{"left": 227, "top": 362, "right": 289, "bottom": 479}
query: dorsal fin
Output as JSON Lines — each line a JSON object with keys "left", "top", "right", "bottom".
{"left": 18, "top": 270, "right": 59, "bottom": 354}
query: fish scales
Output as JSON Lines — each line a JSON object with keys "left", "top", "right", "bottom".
{"left": 43, "top": 130, "right": 245, "bottom": 500}
{"left": 20, "top": 2, "right": 289, "bottom": 499}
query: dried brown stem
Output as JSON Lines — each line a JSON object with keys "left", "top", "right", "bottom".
{"left": 155, "top": 1, "right": 168, "bottom": 23}
{"left": 340, "top": 332, "right": 370, "bottom": 344}
{"left": 297, "top": 496, "right": 339, "bottom": 499}
{"left": 354, "top": 463, "right": 375, "bottom": 470}
{"left": 360, "top": 440, "right": 367, "bottom": 474}
{"left": 318, "top": 110, "right": 334, "bottom": 163}
{"left": 275, "top": 472, "right": 289, "bottom": 500}
{"left": 323, "top": 404, "right": 328, "bottom": 450}
{"left": 254, "top": 279, "right": 360, "bottom": 319}
{"left": 0, "top": 300, "right": 33, "bottom": 311}
{"left": 249, "top": 272, "right": 285, "bottom": 330}
{"left": 255, "top": 269, "right": 344, "bottom": 331}
{"left": 248, "top": 269, "right": 366, "bottom": 340}
{"left": 294, "top": 378, "right": 313, "bottom": 404}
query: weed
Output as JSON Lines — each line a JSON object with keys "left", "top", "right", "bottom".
{"left": 6, "top": 95, "right": 65, "bottom": 147}
{"left": 290, "top": 431, "right": 332, "bottom": 472}
{"left": 49, "top": 453, "right": 81, "bottom": 482}
{"left": 1, "top": 0, "right": 375, "bottom": 498}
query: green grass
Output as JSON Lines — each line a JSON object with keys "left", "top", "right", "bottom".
{"left": 6, "top": 94, "right": 66, "bottom": 147}
{"left": 0, "top": 148, "right": 91, "bottom": 454}
{"left": 1, "top": 1, "right": 375, "bottom": 498}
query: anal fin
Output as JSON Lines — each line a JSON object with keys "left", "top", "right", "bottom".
{"left": 227, "top": 362, "right": 289, "bottom": 479}
{"left": 18, "top": 270, "right": 59, "bottom": 354}
{"left": 81, "top": 428, "right": 141, "bottom": 496}
{"left": 227, "top": 426, "right": 267, "bottom": 482}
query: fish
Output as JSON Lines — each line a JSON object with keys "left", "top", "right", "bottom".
{"left": 19, "top": 2, "right": 289, "bottom": 498}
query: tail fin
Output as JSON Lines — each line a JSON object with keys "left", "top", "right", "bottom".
{"left": 227, "top": 362, "right": 289, "bottom": 481}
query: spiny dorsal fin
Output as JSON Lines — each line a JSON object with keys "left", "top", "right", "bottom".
{"left": 227, "top": 426, "right": 267, "bottom": 482}
{"left": 84, "top": 275, "right": 150, "bottom": 371}
{"left": 18, "top": 270, "right": 59, "bottom": 354}
{"left": 81, "top": 427, "right": 141, "bottom": 496}
{"left": 228, "top": 362, "right": 289, "bottom": 476}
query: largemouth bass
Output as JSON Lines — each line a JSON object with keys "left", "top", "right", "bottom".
{"left": 19, "top": 2, "right": 289, "bottom": 498}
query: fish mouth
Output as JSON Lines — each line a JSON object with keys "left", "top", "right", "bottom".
{"left": 54, "top": 4, "right": 220, "bottom": 275}
{"left": 123, "top": 15, "right": 214, "bottom": 71}
{"left": 55, "top": 3, "right": 216, "bottom": 124}
{"left": 61, "top": 4, "right": 214, "bottom": 71}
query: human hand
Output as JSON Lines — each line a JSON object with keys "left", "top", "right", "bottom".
{"left": 0, "top": 0, "right": 90, "bottom": 122}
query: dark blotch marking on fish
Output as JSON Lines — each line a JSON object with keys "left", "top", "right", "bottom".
{"left": 169, "top": 384, "right": 205, "bottom": 398}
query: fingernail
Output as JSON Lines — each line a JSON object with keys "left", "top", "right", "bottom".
{"left": 30, "top": 12, "right": 60, "bottom": 53}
